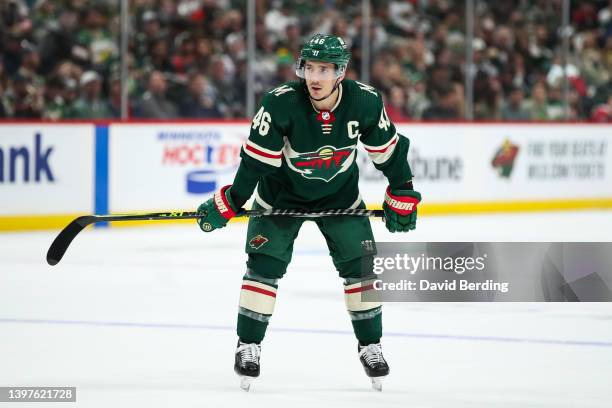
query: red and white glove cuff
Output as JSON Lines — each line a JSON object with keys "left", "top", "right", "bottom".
{"left": 213, "top": 185, "right": 237, "bottom": 220}
{"left": 384, "top": 186, "right": 420, "bottom": 216}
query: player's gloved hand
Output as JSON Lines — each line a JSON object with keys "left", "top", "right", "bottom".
{"left": 383, "top": 185, "right": 421, "bottom": 233}
{"left": 196, "top": 185, "right": 239, "bottom": 232}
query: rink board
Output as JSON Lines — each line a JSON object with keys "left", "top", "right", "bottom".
{"left": 0, "top": 124, "right": 95, "bottom": 230}
{"left": 1, "top": 122, "right": 611, "bottom": 231}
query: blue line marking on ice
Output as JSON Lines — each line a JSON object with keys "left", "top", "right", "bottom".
{"left": 1, "top": 318, "right": 611, "bottom": 348}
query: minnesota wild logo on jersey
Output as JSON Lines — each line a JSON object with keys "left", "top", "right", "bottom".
{"left": 285, "top": 142, "right": 356, "bottom": 182}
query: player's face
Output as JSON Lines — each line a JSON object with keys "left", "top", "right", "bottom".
{"left": 304, "top": 61, "right": 337, "bottom": 98}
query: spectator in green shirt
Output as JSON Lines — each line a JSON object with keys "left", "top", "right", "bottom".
{"left": 67, "top": 70, "right": 112, "bottom": 119}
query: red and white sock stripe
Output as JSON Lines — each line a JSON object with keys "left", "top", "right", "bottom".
{"left": 243, "top": 140, "right": 283, "bottom": 167}
{"left": 384, "top": 186, "right": 420, "bottom": 216}
{"left": 239, "top": 280, "right": 277, "bottom": 315}
{"left": 344, "top": 280, "right": 381, "bottom": 312}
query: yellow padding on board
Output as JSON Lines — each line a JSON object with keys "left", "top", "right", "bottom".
{"left": 109, "top": 218, "right": 205, "bottom": 228}
{"left": 2, "top": 198, "right": 612, "bottom": 232}
{"left": 418, "top": 198, "right": 612, "bottom": 215}
{"left": 0, "top": 214, "right": 87, "bottom": 231}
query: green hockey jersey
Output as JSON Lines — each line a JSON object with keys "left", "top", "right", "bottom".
{"left": 230, "top": 79, "right": 413, "bottom": 210}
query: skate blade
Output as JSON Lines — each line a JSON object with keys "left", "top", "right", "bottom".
{"left": 239, "top": 376, "right": 254, "bottom": 392}
{"left": 371, "top": 376, "right": 385, "bottom": 392}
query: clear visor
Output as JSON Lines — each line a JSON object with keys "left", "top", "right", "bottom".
{"left": 295, "top": 58, "right": 346, "bottom": 80}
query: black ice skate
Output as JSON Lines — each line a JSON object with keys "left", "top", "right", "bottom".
{"left": 358, "top": 342, "right": 390, "bottom": 391}
{"left": 234, "top": 340, "right": 261, "bottom": 391}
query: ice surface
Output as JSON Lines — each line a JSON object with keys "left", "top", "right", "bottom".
{"left": 1, "top": 211, "right": 612, "bottom": 407}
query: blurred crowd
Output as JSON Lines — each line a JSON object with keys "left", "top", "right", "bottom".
{"left": 0, "top": 0, "right": 611, "bottom": 121}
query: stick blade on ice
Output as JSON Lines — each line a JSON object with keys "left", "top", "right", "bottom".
{"left": 46, "top": 216, "right": 95, "bottom": 266}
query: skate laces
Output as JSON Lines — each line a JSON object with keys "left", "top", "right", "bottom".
{"left": 359, "top": 343, "right": 385, "bottom": 366}
{"left": 236, "top": 342, "right": 261, "bottom": 366}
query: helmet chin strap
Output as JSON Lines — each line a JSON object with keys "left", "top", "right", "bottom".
{"left": 305, "top": 77, "right": 341, "bottom": 103}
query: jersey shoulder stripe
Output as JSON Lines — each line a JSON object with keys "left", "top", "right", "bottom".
{"left": 362, "top": 133, "right": 399, "bottom": 164}
{"left": 243, "top": 139, "right": 283, "bottom": 167}
{"left": 362, "top": 133, "right": 399, "bottom": 152}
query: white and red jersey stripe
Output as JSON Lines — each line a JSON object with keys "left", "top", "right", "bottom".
{"left": 361, "top": 133, "right": 399, "bottom": 165}
{"left": 243, "top": 139, "right": 283, "bottom": 167}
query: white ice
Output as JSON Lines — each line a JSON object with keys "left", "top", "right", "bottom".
{"left": 1, "top": 211, "right": 612, "bottom": 408}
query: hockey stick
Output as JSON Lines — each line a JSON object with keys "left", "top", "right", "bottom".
{"left": 46, "top": 208, "right": 385, "bottom": 266}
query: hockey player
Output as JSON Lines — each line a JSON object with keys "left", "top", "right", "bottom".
{"left": 196, "top": 34, "right": 421, "bottom": 391}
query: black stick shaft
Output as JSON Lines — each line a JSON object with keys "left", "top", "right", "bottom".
{"left": 46, "top": 208, "right": 385, "bottom": 266}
